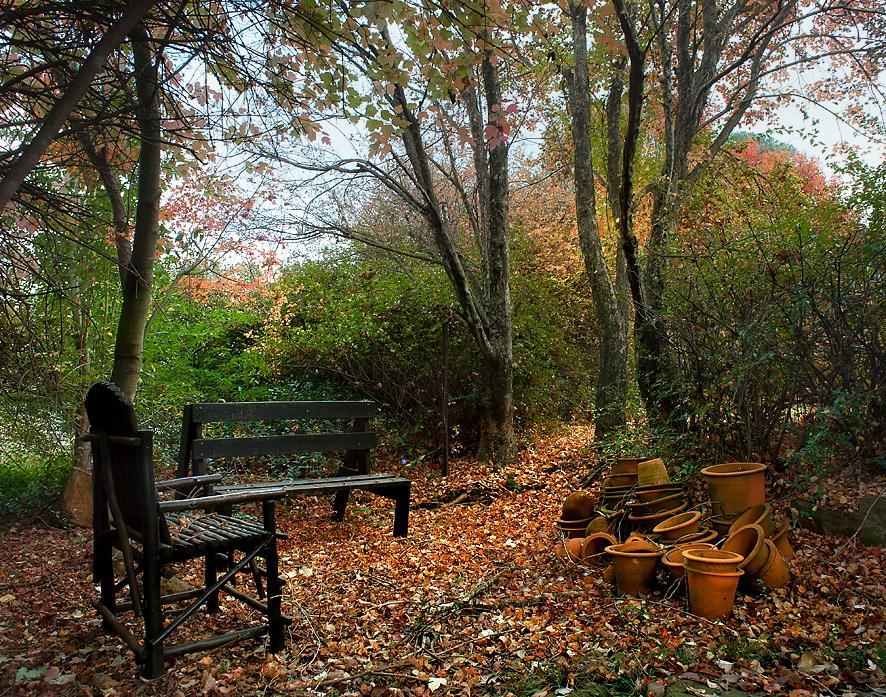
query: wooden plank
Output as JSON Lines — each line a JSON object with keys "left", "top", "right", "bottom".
{"left": 190, "top": 401, "right": 376, "bottom": 422}
{"left": 216, "top": 475, "right": 409, "bottom": 496}
{"left": 192, "top": 432, "right": 377, "bottom": 460}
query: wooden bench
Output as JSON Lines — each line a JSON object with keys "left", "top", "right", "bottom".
{"left": 175, "top": 401, "right": 411, "bottom": 537}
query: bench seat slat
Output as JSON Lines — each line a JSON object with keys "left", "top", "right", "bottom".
{"left": 193, "top": 432, "right": 377, "bottom": 460}
{"left": 192, "top": 401, "right": 376, "bottom": 422}
{"left": 215, "top": 474, "right": 410, "bottom": 496}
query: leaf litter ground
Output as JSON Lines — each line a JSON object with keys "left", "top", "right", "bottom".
{"left": 0, "top": 425, "right": 883, "bottom": 696}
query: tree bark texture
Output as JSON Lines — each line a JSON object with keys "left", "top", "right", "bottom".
{"left": 568, "top": 0, "right": 629, "bottom": 437}
{"left": 109, "top": 25, "right": 162, "bottom": 400}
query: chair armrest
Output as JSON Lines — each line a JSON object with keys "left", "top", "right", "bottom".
{"left": 158, "top": 488, "right": 286, "bottom": 513}
{"left": 155, "top": 474, "right": 224, "bottom": 493}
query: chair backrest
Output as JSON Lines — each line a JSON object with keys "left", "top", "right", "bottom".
{"left": 85, "top": 382, "right": 163, "bottom": 541}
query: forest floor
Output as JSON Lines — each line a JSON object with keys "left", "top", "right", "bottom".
{"left": 0, "top": 425, "right": 883, "bottom": 696}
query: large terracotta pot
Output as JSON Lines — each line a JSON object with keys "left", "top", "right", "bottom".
{"left": 653, "top": 511, "right": 702, "bottom": 541}
{"left": 628, "top": 503, "right": 688, "bottom": 532}
{"left": 662, "top": 543, "right": 715, "bottom": 579}
{"left": 728, "top": 503, "right": 773, "bottom": 537}
{"left": 674, "top": 529, "right": 718, "bottom": 546}
{"left": 605, "top": 542, "right": 664, "bottom": 596}
{"left": 582, "top": 532, "right": 618, "bottom": 562}
{"left": 749, "top": 539, "right": 791, "bottom": 588}
{"left": 771, "top": 519, "right": 794, "bottom": 560}
{"left": 613, "top": 457, "right": 655, "bottom": 476}
{"left": 637, "top": 458, "right": 670, "bottom": 486}
{"left": 686, "top": 567, "right": 744, "bottom": 619}
{"left": 682, "top": 548, "right": 744, "bottom": 574}
{"left": 701, "top": 462, "right": 767, "bottom": 516}
{"left": 720, "top": 524, "right": 767, "bottom": 575}
{"left": 627, "top": 492, "right": 686, "bottom": 516}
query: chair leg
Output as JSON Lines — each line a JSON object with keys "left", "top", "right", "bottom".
{"left": 205, "top": 553, "right": 219, "bottom": 613}
{"left": 141, "top": 554, "right": 164, "bottom": 679}
{"left": 263, "top": 500, "right": 284, "bottom": 653}
{"left": 332, "top": 489, "right": 350, "bottom": 521}
{"left": 96, "top": 537, "right": 116, "bottom": 628}
{"left": 393, "top": 486, "right": 410, "bottom": 538}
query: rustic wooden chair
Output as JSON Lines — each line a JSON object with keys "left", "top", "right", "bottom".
{"left": 85, "top": 382, "right": 287, "bottom": 679}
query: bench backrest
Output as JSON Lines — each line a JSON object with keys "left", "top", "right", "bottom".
{"left": 176, "top": 401, "right": 378, "bottom": 479}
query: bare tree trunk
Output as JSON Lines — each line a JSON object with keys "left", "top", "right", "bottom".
{"left": 568, "top": 0, "right": 628, "bottom": 437}
{"left": 109, "top": 25, "right": 162, "bottom": 400}
{"left": 0, "top": 0, "right": 155, "bottom": 211}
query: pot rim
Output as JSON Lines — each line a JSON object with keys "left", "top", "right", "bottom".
{"left": 674, "top": 529, "right": 718, "bottom": 546}
{"left": 604, "top": 544, "right": 664, "bottom": 558}
{"left": 627, "top": 492, "right": 684, "bottom": 510}
{"left": 771, "top": 518, "right": 790, "bottom": 541}
{"left": 684, "top": 567, "right": 745, "bottom": 578}
{"left": 701, "top": 462, "right": 767, "bottom": 478}
{"left": 653, "top": 510, "right": 702, "bottom": 533}
{"left": 720, "top": 524, "right": 765, "bottom": 569}
{"left": 729, "top": 503, "right": 772, "bottom": 533}
{"left": 682, "top": 548, "right": 744, "bottom": 565}
{"left": 628, "top": 502, "right": 688, "bottom": 522}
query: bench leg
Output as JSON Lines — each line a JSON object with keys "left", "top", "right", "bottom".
{"left": 393, "top": 486, "right": 410, "bottom": 538}
{"left": 332, "top": 490, "right": 350, "bottom": 522}
{"left": 263, "top": 501, "right": 284, "bottom": 653}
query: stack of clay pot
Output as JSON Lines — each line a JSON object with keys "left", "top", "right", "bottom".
{"left": 623, "top": 458, "right": 692, "bottom": 535}
{"left": 701, "top": 462, "right": 793, "bottom": 590}
{"left": 554, "top": 492, "right": 597, "bottom": 538}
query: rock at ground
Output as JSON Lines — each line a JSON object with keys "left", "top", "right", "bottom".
{"left": 793, "top": 495, "right": 886, "bottom": 546}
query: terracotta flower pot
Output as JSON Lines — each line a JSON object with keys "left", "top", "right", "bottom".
{"left": 556, "top": 518, "right": 591, "bottom": 539}
{"left": 728, "top": 503, "right": 773, "bottom": 537}
{"left": 674, "top": 529, "right": 718, "bottom": 546}
{"left": 628, "top": 503, "right": 688, "bottom": 532}
{"left": 771, "top": 519, "right": 794, "bottom": 560}
{"left": 627, "top": 492, "right": 686, "bottom": 516}
{"left": 701, "top": 462, "right": 767, "bottom": 516}
{"left": 603, "top": 563, "right": 616, "bottom": 584}
{"left": 604, "top": 474, "right": 638, "bottom": 489}
{"left": 561, "top": 492, "right": 596, "bottom": 520}
{"left": 582, "top": 532, "right": 618, "bottom": 562}
{"left": 637, "top": 458, "right": 670, "bottom": 486}
{"left": 613, "top": 457, "right": 655, "bottom": 476}
{"left": 686, "top": 567, "right": 744, "bottom": 620}
{"left": 604, "top": 542, "right": 663, "bottom": 596}
{"left": 653, "top": 511, "right": 702, "bottom": 541}
{"left": 586, "top": 516, "right": 611, "bottom": 535}
{"left": 749, "top": 539, "right": 790, "bottom": 588}
{"left": 634, "top": 482, "right": 683, "bottom": 498}
{"left": 710, "top": 514, "right": 739, "bottom": 537}
{"left": 662, "top": 542, "right": 715, "bottom": 579}
{"left": 720, "top": 524, "right": 767, "bottom": 575}
{"left": 564, "top": 536, "right": 585, "bottom": 562}
{"left": 682, "top": 548, "right": 744, "bottom": 574}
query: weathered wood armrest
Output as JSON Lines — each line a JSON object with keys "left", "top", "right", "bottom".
{"left": 81, "top": 433, "right": 142, "bottom": 447}
{"left": 158, "top": 488, "right": 286, "bottom": 513}
{"left": 155, "top": 474, "right": 224, "bottom": 493}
